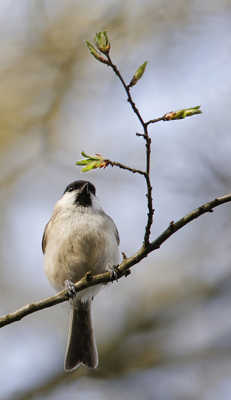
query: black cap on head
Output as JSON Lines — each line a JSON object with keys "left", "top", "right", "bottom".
{"left": 64, "top": 180, "right": 96, "bottom": 207}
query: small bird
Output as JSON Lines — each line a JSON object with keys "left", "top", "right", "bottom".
{"left": 42, "top": 180, "right": 120, "bottom": 371}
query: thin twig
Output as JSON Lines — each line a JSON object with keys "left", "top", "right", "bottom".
{"left": 143, "top": 123, "right": 154, "bottom": 246}
{"left": 1, "top": 193, "right": 230, "bottom": 328}
{"left": 146, "top": 115, "right": 166, "bottom": 125}
{"left": 106, "top": 54, "right": 146, "bottom": 127}
{"left": 106, "top": 160, "right": 146, "bottom": 176}
{"left": 106, "top": 54, "right": 154, "bottom": 245}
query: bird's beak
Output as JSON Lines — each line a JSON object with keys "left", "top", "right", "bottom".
{"left": 80, "top": 183, "right": 90, "bottom": 196}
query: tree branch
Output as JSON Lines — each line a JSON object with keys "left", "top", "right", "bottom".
{"left": 84, "top": 33, "right": 203, "bottom": 253}
{"left": 146, "top": 115, "right": 167, "bottom": 125}
{"left": 105, "top": 54, "right": 154, "bottom": 245}
{"left": 106, "top": 160, "right": 146, "bottom": 176}
{"left": 1, "top": 193, "right": 230, "bottom": 329}
{"left": 106, "top": 54, "right": 146, "bottom": 128}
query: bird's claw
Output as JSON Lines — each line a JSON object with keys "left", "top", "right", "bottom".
{"left": 65, "top": 280, "right": 77, "bottom": 298}
{"left": 107, "top": 264, "right": 120, "bottom": 282}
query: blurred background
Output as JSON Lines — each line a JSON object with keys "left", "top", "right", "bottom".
{"left": 0, "top": 0, "right": 231, "bottom": 399}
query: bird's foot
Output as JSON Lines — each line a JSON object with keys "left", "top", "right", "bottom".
{"left": 65, "top": 280, "right": 77, "bottom": 299}
{"left": 107, "top": 264, "right": 120, "bottom": 282}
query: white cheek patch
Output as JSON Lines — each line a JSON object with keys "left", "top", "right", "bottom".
{"left": 57, "top": 191, "right": 76, "bottom": 208}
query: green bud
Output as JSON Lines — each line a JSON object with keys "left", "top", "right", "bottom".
{"left": 81, "top": 151, "right": 100, "bottom": 161}
{"left": 95, "top": 31, "right": 110, "bottom": 54}
{"left": 81, "top": 161, "right": 99, "bottom": 172}
{"left": 86, "top": 41, "right": 109, "bottom": 64}
{"left": 76, "top": 159, "right": 89, "bottom": 166}
{"left": 164, "top": 106, "right": 202, "bottom": 121}
{"left": 129, "top": 61, "right": 148, "bottom": 87}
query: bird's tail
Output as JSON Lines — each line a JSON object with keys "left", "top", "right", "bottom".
{"left": 64, "top": 300, "right": 98, "bottom": 371}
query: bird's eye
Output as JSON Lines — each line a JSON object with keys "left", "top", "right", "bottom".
{"left": 68, "top": 186, "right": 73, "bottom": 192}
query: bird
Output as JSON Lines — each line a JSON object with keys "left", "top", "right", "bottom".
{"left": 42, "top": 180, "right": 120, "bottom": 371}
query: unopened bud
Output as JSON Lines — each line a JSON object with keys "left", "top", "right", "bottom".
{"left": 95, "top": 31, "right": 110, "bottom": 54}
{"left": 164, "top": 106, "right": 202, "bottom": 120}
{"left": 129, "top": 61, "right": 148, "bottom": 87}
{"left": 86, "top": 41, "right": 109, "bottom": 64}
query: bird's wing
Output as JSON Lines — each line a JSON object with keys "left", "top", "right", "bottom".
{"left": 42, "top": 221, "right": 50, "bottom": 254}
{"left": 114, "top": 223, "right": 120, "bottom": 246}
{"left": 105, "top": 213, "right": 120, "bottom": 246}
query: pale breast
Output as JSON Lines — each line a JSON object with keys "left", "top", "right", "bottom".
{"left": 44, "top": 208, "right": 119, "bottom": 291}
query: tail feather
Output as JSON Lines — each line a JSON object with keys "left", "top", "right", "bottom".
{"left": 64, "top": 300, "right": 98, "bottom": 371}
